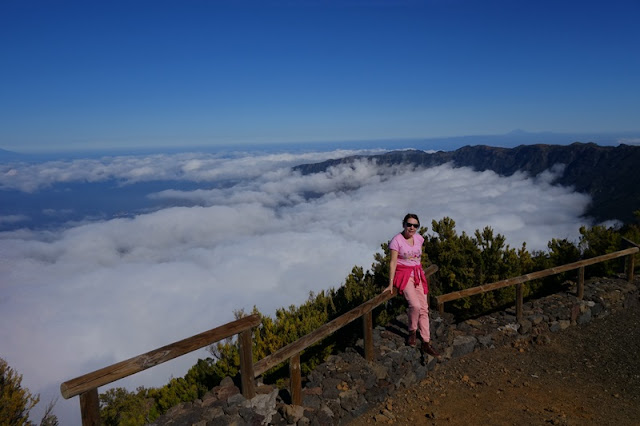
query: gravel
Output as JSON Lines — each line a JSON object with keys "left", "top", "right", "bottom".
{"left": 350, "top": 300, "right": 640, "bottom": 425}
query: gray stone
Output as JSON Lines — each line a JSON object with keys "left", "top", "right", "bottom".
{"left": 452, "top": 335, "right": 477, "bottom": 357}
{"left": 210, "top": 383, "right": 240, "bottom": 402}
{"left": 226, "top": 393, "right": 246, "bottom": 406}
{"left": 443, "top": 345, "right": 454, "bottom": 359}
{"left": 433, "top": 319, "right": 447, "bottom": 338}
{"left": 365, "top": 381, "right": 391, "bottom": 402}
{"left": 362, "top": 370, "right": 377, "bottom": 389}
{"left": 220, "top": 376, "right": 234, "bottom": 387}
{"left": 465, "top": 319, "right": 483, "bottom": 328}
{"left": 414, "top": 363, "right": 428, "bottom": 380}
{"left": 242, "top": 389, "right": 278, "bottom": 424}
{"left": 269, "top": 411, "right": 287, "bottom": 426}
{"left": 339, "top": 389, "right": 359, "bottom": 412}
{"left": 222, "top": 403, "right": 239, "bottom": 416}
{"left": 304, "top": 373, "right": 321, "bottom": 388}
{"left": 498, "top": 323, "right": 519, "bottom": 334}
{"left": 207, "top": 414, "right": 242, "bottom": 426}
{"left": 502, "top": 313, "right": 517, "bottom": 322}
{"left": 387, "top": 350, "right": 403, "bottom": 364}
{"left": 456, "top": 322, "right": 474, "bottom": 333}
{"left": 591, "top": 302, "right": 604, "bottom": 317}
{"left": 401, "top": 346, "right": 417, "bottom": 361}
{"left": 297, "top": 417, "right": 311, "bottom": 426}
{"left": 237, "top": 406, "right": 265, "bottom": 425}
{"left": 529, "top": 314, "right": 545, "bottom": 325}
{"left": 352, "top": 394, "right": 369, "bottom": 416}
{"left": 518, "top": 319, "right": 533, "bottom": 335}
{"left": 319, "top": 403, "right": 335, "bottom": 419}
{"left": 340, "top": 409, "right": 355, "bottom": 424}
{"left": 398, "top": 370, "right": 418, "bottom": 387}
{"left": 477, "top": 334, "right": 493, "bottom": 347}
{"left": 302, "top": 393, "right": 321, "bottom": 409}
{"left": 424, "top": 354, "right": 438, "bottom": 371}
{"left": 281, "top": 404, "right": 305, "bottom": 424}
{"left": 578, "top": 309, "right": 592, "bottom": 325}
{"left": 321, "top": 378, "right": 342, "bottom": 399}
{"left": 201, "top": 406, "right": 224, "bottom": 422}
{"left": 370, "top": 363, "right": 389, "bottom": 380}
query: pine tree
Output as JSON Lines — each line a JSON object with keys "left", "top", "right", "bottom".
{"left": 1, "top": 358, "right": 40, "bottom": 426}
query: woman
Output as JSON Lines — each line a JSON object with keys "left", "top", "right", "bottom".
{"left": 385, "top": 213, "right": 440, "bottom": 357}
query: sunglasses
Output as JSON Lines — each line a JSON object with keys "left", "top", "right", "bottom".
{"left": 404, "top": 222, "right": 420, "bottom": 228}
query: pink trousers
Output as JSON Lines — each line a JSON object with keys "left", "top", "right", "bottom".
{"left": 403, "top": 276, "right": 430, "bottom": 342}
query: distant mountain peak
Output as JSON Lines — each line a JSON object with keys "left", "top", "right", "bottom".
{"left": 293, "top": 143, "right": 640, "bottom": 224}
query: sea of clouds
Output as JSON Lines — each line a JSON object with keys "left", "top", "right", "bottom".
{"left": 0, "top": 147, "right": 593, "bottom": 424}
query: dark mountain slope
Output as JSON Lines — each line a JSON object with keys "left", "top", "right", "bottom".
{"left": 293, "top": 143, "right": 640, "bottom": 224}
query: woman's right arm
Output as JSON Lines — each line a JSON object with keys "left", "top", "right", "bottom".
{"left": 385, "top": 249, "right": 398, "bottom": 294}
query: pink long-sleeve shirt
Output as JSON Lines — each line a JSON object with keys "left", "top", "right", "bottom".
{"left": 389, "top": 232, "right": 429, "bottom": 294}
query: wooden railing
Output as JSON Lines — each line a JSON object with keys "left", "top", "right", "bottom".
{"left": 60, "top": 314, "right": 261, "bottom": 426}
{"left": 61, "top": 265, "right": 437, "bottom": 425}
{"left": 435, "top": 246, "right": 638, "bottom": 320}
{"left": 253, "top": 264, "right": 438, "bottom": 405}
{"left": 62, "top": 243, "right": 638, "bottom": 425}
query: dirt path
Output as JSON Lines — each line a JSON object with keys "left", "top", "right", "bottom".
{"left": 350, "top": 303, "right": 640, "bottom": 426}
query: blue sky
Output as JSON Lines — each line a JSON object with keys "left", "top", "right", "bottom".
{"left": 1, "top": 0, "right": 639, "bottom": 152}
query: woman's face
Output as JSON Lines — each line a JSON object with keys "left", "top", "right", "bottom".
{"left": 403, "top": 218, "right": 420, "bottom": 236}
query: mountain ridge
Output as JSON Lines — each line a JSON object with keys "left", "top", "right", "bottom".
{"left": 293, "top": 142, "right": 640, "bottom": 224}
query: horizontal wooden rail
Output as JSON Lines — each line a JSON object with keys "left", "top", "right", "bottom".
{"left": 623, "top": 237, "right": 640, "bottom": 249}
{"left": 254, "top": 289, "right": 392, "bottom": 376}
{"left": 436, "top": 247, "right": 638, "bottom": 305}
{"left": 61, "top": 314, "right": 261, "bottom": 399}
{"left": 254, "top": 265, "right": 439, "bottom": 377}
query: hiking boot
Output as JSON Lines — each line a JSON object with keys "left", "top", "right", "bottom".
{"left": 406, "top": 331, "right": 417, "bottom": 346}
{"left": 422, "top": 341, "right": 440, "bottom": 357}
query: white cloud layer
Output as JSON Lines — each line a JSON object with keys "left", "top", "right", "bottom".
{"left": 0, "top": 149, "right": 593, "bottom": 425}
{"left": 0, "top": 148, "right": 385, "bottom": 192}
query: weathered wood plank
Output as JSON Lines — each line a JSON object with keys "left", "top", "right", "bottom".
{"left": 436, "top": 247, "right": 638, "bottom": 304}
{"left": 622, "top": 237, "right": 640, "bottom": 249}
{"left": 254, "top": 290, "right": 392, "bottom": 376}
{"left": 61, "top": 314, "right": 261, "bottom": 399}
{"left": 578, "top": 266, "right": 585, "bottom": 300}
{"left": 516, "top": 283, "right": 523, "bottom": 321}
{"left": 238, "top": 329, "right": 256, "bottom": 399}
{"left": 79, "top": 389, "right": 100, "bottom": 426}
{"left": 363, "top": 311, "right": 374, "bottom": 362}
{"left": 254, "top": 265, "right": 438, "bottom": 377}
{"left": 290, "top": 353, "right": 302, "bottom": 406}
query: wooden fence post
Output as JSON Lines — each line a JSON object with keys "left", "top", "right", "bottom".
{"left": 515, "top": 283, "right": 523, "bottom": 321}
{"left": 79, "top": 388, "right": 100, "bottom": 426}
{"left": 363, "top": 311, "right": 374, "bottom": 362}
{"left": 577, "top": 266, "right": 585, "bottom": 300}
{"left": 627, "top": 254, "right": 635, "bottom": 283}
{"left": 238, "top": 329, "right": 256, "bottom": 399}
{"left": 289, "top": 353, "right": 302, "bottom": 406}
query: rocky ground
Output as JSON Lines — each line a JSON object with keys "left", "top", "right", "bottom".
{"left": 151, "top": 276, "right": 640, "bottom": 426}
{"left": 350, "top": 300, "right": 640, "bottom": 426}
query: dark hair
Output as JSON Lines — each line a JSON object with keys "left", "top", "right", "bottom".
{"left": 403, "top": 213, "right": 420, "bottom": 226}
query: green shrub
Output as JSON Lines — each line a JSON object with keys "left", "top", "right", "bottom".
{"left": 1, "top": 358, "right": 58, "bottom": 426}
